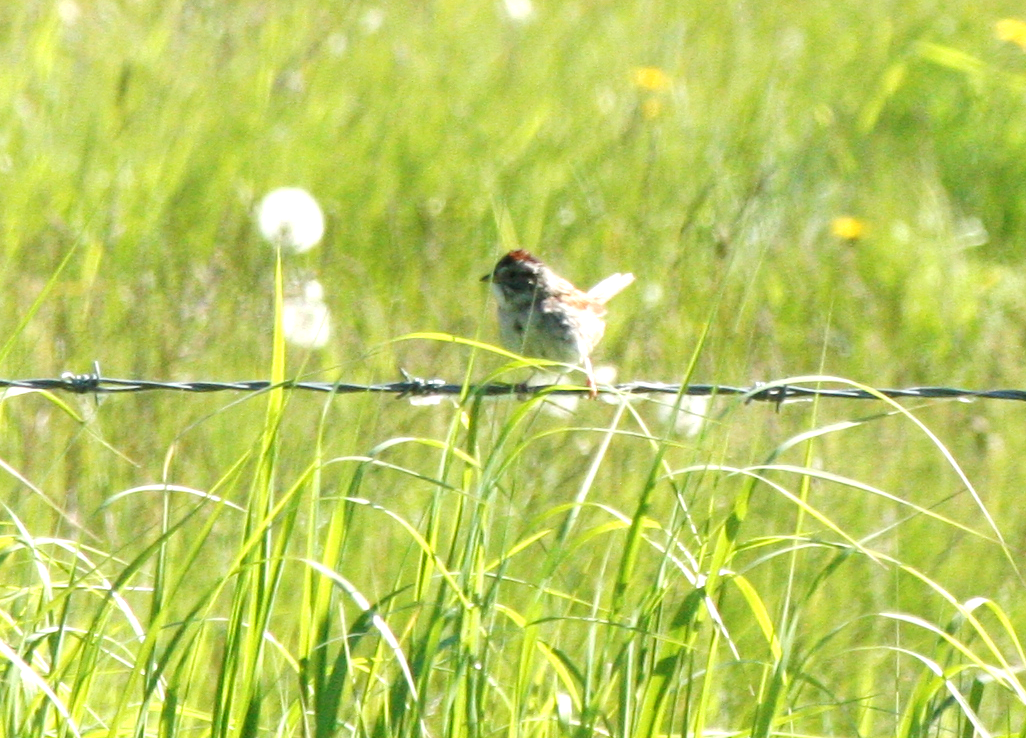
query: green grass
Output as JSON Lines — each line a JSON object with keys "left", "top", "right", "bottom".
{"left": 2, "top": 0, "right": 1026, "bottom": 735}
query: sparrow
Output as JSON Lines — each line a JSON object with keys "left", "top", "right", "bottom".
{"left": 482, "top": 249, "right": 634, "bottom": 396}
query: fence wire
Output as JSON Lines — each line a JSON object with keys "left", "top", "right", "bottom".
{"left": 2, "top": 365, "right": 1025, "bottom": 406}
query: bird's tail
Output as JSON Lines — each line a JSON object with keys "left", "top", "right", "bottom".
{"left": 587, "top": 273, "right": 635, "bottom": 304}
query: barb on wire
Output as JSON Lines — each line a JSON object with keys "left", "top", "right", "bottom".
{"left": 3, "top": 366, "right": 1026, "bottom": 404}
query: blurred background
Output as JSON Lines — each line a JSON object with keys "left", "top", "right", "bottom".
{"left": 8, "top": 0, "right": 1026, "bottom": 388}
{"left": 3, "top": 1, "right": 1026, "bottom": 732}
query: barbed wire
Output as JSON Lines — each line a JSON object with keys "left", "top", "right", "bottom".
{"left": 2, "top": 364, "right": 1025, "bottom": 406}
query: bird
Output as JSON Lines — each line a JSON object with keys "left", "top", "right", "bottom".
{"left": 481, "top": 249, "right": 634, "bottom": 397}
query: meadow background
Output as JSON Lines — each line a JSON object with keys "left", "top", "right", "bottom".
{"left": 3, "top": 0, "right": 1026, "bottom": 736}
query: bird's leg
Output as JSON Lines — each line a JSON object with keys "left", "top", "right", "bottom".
{"left": 584, "top": 356, "right": 598, "bottom": 400}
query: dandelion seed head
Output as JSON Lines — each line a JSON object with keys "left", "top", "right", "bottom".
{"left": 327, "top": 32, "right": 349, "bottom": 56}
{"left": 360, "top": 8, "right": 385, "bottom": 34}
{"left": 596, "top": 88, "right": 618, "bottom": 116}
{"left": 642, "top": 283, "right": 664, "bottom": 306}
{"left": 503, "top": 0, "right": 535, "bottom": 22}
{"left": 891, "top": 220, "right": 912, "bottom": 244}
{"left": 57, "top": 0, "right": 81, "bottom": 25}
{"left": 282, "top": 279, "right": 332, "bottom": 349}
{"left": 257, "top": 187, "right": 325, "bottom": 253}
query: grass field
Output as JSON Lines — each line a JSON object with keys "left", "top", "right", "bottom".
{"left": 3, "top": 1, "right": 1026, "bottom": 736}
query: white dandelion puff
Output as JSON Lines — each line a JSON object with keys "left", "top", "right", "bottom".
{"left": 503, "top": 0, "right": 535, "bottom": 22}
{"left": 642, "top": 283, "right": 664, "bottom": 306}
{"left": 327, "top": 32, "right": 349, "bottom": 56}
{"left": 360, "top": 8, "right": 385, "bottom": 33}
{"left": 57, "top": 0, "right": 81, "bottom": 25}
{"left": 257, "top": 187, "right": 325, "bottom": 253}
{"left": 282, "top": 279, "right": 332, "bottom": 349}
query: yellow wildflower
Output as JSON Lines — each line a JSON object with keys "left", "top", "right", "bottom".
{"left": 831, "top": 216, "right": 865, "bottom": 240}
{"left": 633, "top": 67, "right": 671, "bottom": 91}
{"left": 997, "top": 19, "right": 1026, "bottom": 49}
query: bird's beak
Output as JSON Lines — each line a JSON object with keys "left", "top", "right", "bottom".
{"left": 480, "top": 272, "right": 492, "bottom": 283}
